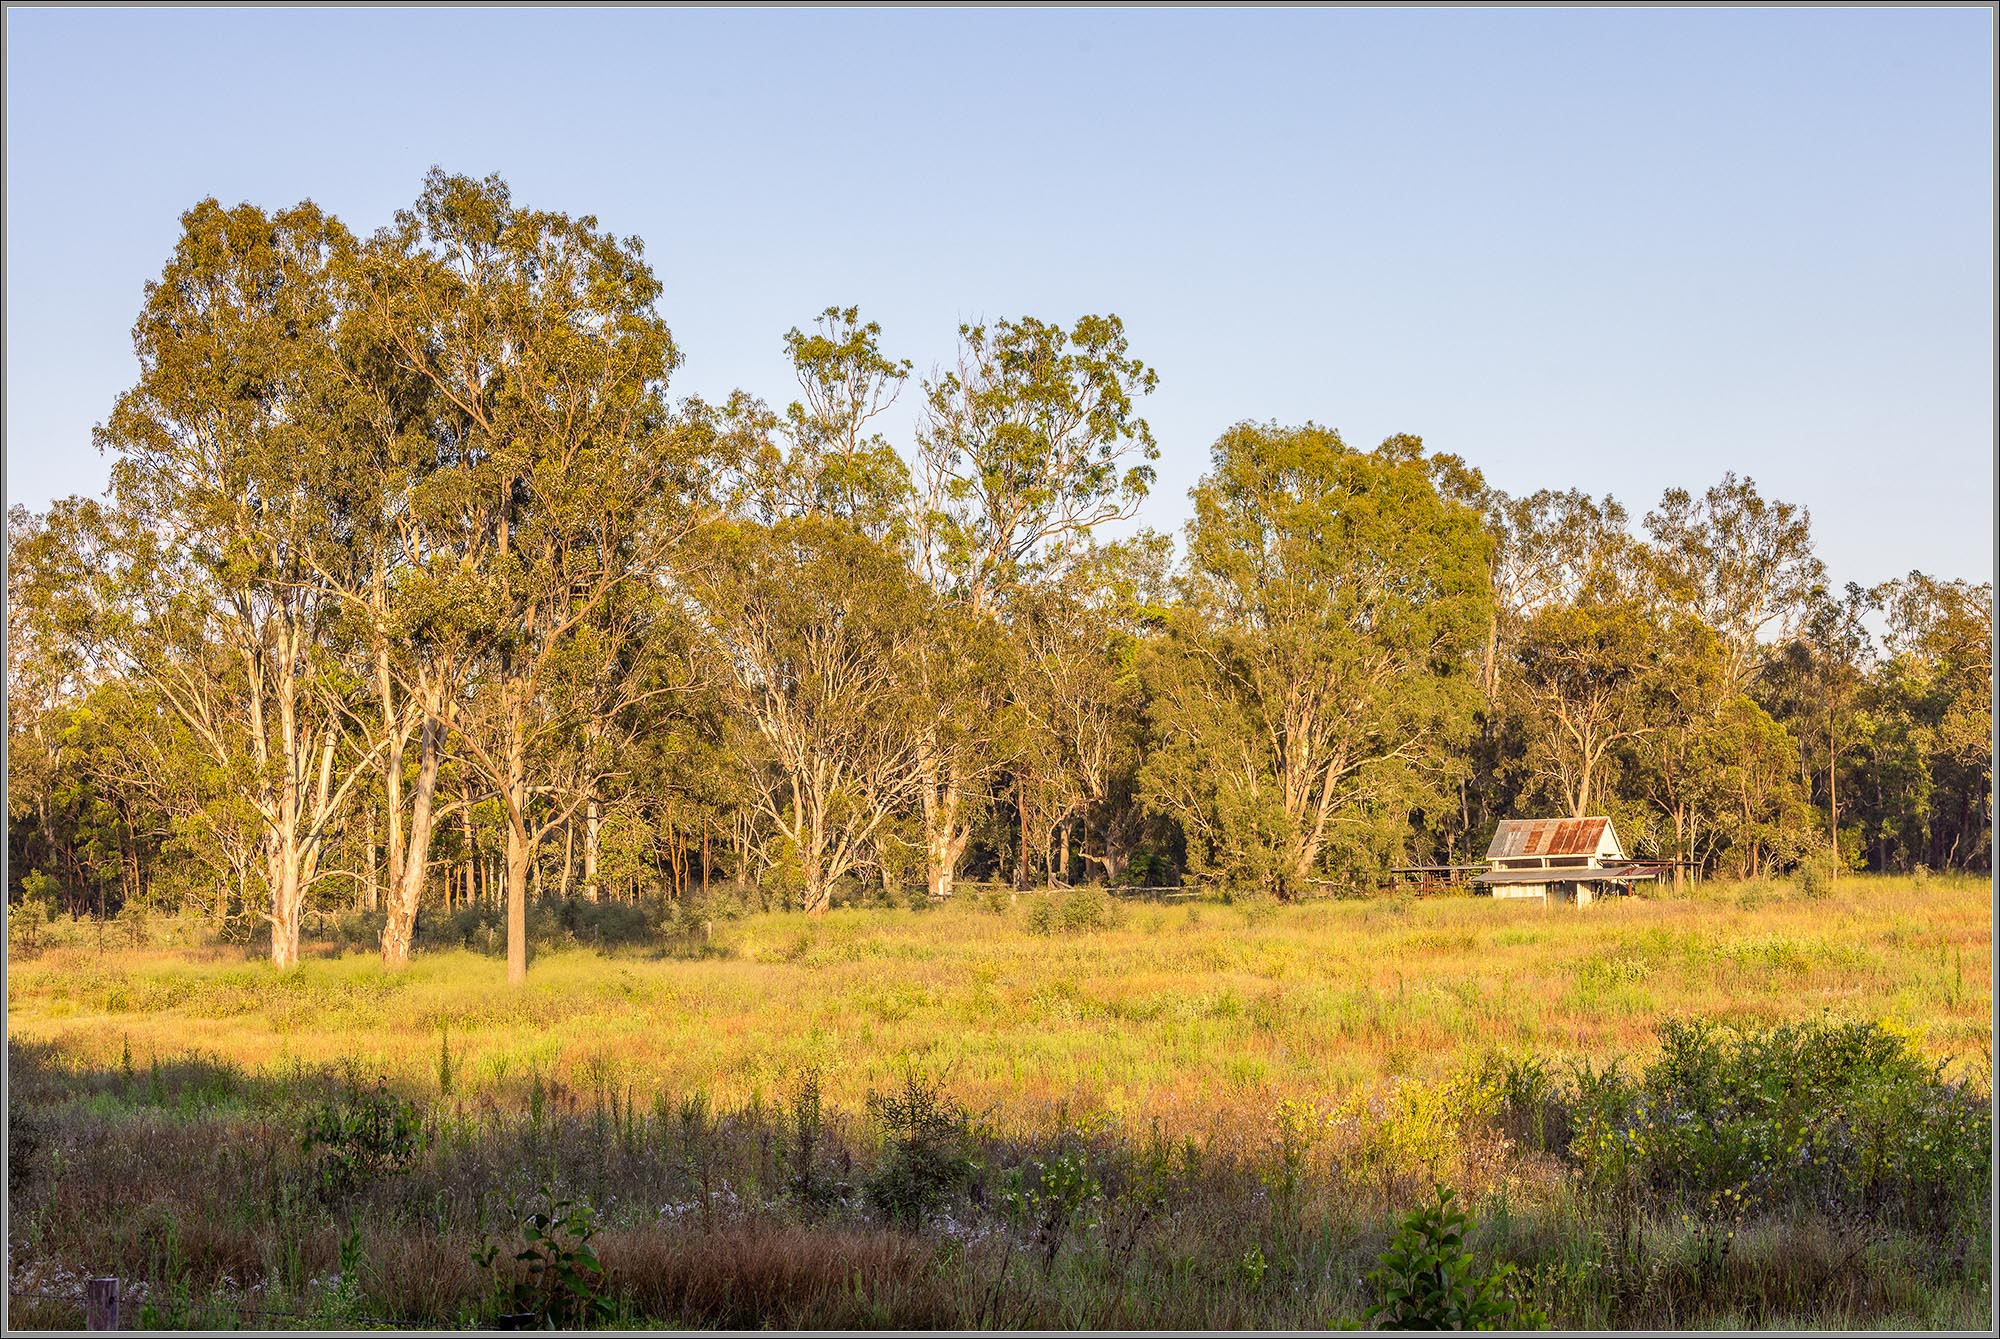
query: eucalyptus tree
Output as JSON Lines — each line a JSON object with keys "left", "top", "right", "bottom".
{"left": 1622, "top": 613, "right": 1733, "bottom": 880}
{"left": 1008, "top": 538, "right": 1160, "bottom": 886}
{"left": 89, "top": 198, "right": 385, "bottom": 966}
{"left": 1481, "top": 488, "right": 1631, "bottom": 703}
{"left": 365, "top": 169, "right": 697, "bottom": 984}
{"left": 690, "top": 515, "right": 930, "bottom": 913}
{"left": 1511, "top": 579, "right": 1675, "bottom": 819}
{"left": 1761, "top": 583, "right": 1876, "bottom": 871}
{"left": 1142, "top": 424, "right": 1490, "bottom": 896}
{"left": 297, "top": 234, "right": 476, "bottom": 963}
{"left": 1710, "top": 693, "right": 1819, "bottom": 878}
{"left": 1864, "top": 572, "right": 1993, "bottom": 870}
{"left": 746, "top": 306, "right": 914, "bottom": 539}
{"left": 1644, "top": 473, "right": 1824, "bottom": 695}
{"left": 1444, "top": 484, "right": 1633, "bottom": 846}
{"left": 909, "top": 314, "right": 1158, "bottom": 899}
{"left": 688, "top": 308, "right": 929, "bottom": 912}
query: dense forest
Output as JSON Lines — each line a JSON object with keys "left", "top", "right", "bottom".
{"left": 6, "top": 171, "right": 1991, "bottom": 977}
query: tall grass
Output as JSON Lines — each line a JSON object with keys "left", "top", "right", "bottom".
{"left": 5, "top": 874, "right": 1990, "bottom": 1329}
{"left": 8, "top": 875, "right": 1989, "bottom": 1125}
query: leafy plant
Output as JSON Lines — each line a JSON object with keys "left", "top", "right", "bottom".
{"left": 1364, "top": 1185, "right": 1546, "bottom": 1330}
{"left": 1570, "top": 1018, "right": 1991, "bottom": 1239}
{"left": 999, "top": 1147, "right": 1103, "bottom": 1266}
{"left": 299, "top": 1080, "right": 419, "bottom": 1198}
{"left": 1239, "top": 1242, "right": 1270, "bottom": 1292}
{"left": 473, "top": 1186, "right": 612, "bottom": 1329}
{"left": 310, "top": 1224, "right": 371, "bottom": 1325}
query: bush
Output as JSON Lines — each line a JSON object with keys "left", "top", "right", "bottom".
{"left": 1569, "top": 1018, "right": 1991, "bottom": 1240}
{"left": 474, "top": 1185, "right": 612, "bottom": 1329}
{"left": 864, "top": 1064, "right": 976, "bottom": 1229}
{"left": 299, "top": 1079, "right": 419, "bottom": 1198}
{"left": 1024, "top": 887, "right": 1122, "bottom": 936}
{"left": 1364, "top": 1184, "right": 1545, "bottom": 1329}
{"left": 1795, "top": 852, "right": 1842, "bottom": 900}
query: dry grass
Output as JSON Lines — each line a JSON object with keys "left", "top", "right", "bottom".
{"left": 7, "top": 875, "right": 1989, "bottom": 1126}
{"left": 4, "top": 874, "right": 1991, "bottom": 1330}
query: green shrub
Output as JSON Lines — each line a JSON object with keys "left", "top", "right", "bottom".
{"left": 1365, "top": 1184, "right": 1545, "bottom": 1329}
{"left": 864, "top": 1064, "right": 975, "bottom": 1229}
{"left": 474, "top": 1185, "right": 612, "bottom": 1329}
{"left": 299, "top": 1079, "right": 419, "bottom": 1198}
{"left": 1025, "top": 895, "right": 1057, "bottom": 936}
{"left": 1570, "top": 1018, "right": 1991, "bottom": 1240}
{"left": 1796, "top": 853, "right": 1841, "bottom": 900}
{"left": 1025, "top": 887, "right": 1121, "bottom": 936}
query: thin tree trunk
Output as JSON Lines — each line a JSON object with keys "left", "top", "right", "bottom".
{"left": 463, "top": 800, "right": 477, "bottom": 912}
{"left": 364, "top": 808, "right": 379, "bottom": 913}
{"left": 561, "top": 819, "right": 576, "bottom": 899}
{"left": 1015, "top": 776, "right": 1031, "bottom": 890}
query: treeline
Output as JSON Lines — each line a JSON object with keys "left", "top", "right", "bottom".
{"left": 5, "top": 171, "right": 1990, "bottom": 975}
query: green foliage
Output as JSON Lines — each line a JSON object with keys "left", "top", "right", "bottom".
{"left": 1000, "top": 1145, "right": 1104, "bottom": 1265}
{"left": 1024, "top": 886, "right": 1122, "bottom": 936}
{"left": 1141, "top": 423, "right": 1489, "bottom": 896}
{"left": 1364, "top": 1185, "right": 1546, "bottom": 1330}
{"left": 1569, "top": 1018, "right": 1991, "bottom": 1240}
{"left": 473, "top": 1185, "right": 612, "bottom": 1329}
{"left": 864, "top": 1063, "right": 976, "bottom": 1229}
{"left": 299, "top": 1080, "right": 419, "bottom": 1198}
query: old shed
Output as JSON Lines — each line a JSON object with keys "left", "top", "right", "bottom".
{"left": 1472, "top": 817, "right": 1656, "bottom": 905}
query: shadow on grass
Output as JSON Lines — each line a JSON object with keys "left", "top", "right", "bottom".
{"left": 5, "top": 1018, "right": 1992, "bottom": 1331}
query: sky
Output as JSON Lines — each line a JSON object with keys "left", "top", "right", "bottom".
{"left": 5, "top": 6, "right": 1993, "bottom": 592}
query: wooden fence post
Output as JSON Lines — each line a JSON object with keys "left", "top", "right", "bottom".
{"left": 85, "top": 1276, "right": 120, "bottom": 1330}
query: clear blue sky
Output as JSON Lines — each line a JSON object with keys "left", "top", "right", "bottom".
{"left": 6, "top": 6, "right": 1993, "bottom": 591}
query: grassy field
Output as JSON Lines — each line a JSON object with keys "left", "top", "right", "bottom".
{"left": 6, "top": 874, "right": 1994, "bottom": 1329}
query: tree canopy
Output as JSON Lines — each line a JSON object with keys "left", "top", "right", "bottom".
{"left": 8, "top": 171, "right": 1988, "bottom": 971}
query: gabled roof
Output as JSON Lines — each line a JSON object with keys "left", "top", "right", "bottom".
{"left": 1485, "top": 817, "right": 1623, "bottom": 860}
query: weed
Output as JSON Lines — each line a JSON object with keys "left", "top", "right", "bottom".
{"left": 787, "top": 1065, "right": 842, "bottom": 1214}
{"left": 473, "top": 1185, "right": 612, "bottom": 1329}
{"left": 1000, "top": 1146, "right": 1103, "bottom": 1266}
{"left": 300, "top": 1079, "right": 419, "bottom": 1198}
{"left": 1364, "top": 1184, "right": 1546, "bottom": 1329}
{"left": 437, "top": 1025, "right": 456, "bottom": 1098}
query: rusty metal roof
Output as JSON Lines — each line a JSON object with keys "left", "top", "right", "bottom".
{"left": 1485, "top": 817, "right": 1621, "bottom": 860}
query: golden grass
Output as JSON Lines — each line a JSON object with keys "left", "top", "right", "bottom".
{"left": 7, "top": 874, "right": 1990, "bottom": 1128}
